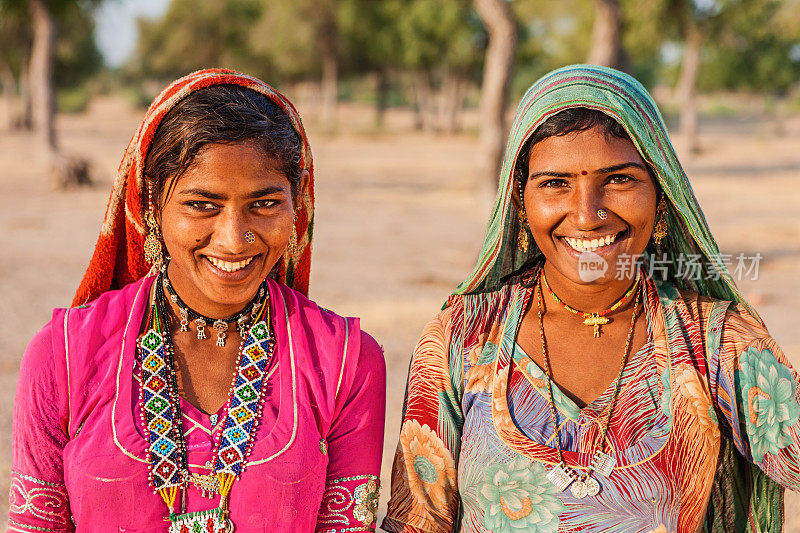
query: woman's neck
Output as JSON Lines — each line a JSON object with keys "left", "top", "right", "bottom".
{"left": 540, "top": 261, "right": 639, "bottom": 315}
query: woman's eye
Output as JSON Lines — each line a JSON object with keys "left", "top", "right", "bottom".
{"left": 186, "top": 201, "right": 217, "bottom": 211}
{"left": 607, "top": 174, "right": 634, "bottom": 184}
{"left": 252, "top": 199, "right": 278, "bottom": 208}
{"left": 539, "top": 178, "right": 568, "bottom": 188}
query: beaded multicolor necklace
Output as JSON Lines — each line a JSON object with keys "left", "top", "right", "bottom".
{"left": 528, "top": 269, "right": 641, "bottom": 498}
{"left": 138, "top": 271, "right": 275, "bottom": 533}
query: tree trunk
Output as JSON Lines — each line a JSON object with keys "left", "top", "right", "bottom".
{"left": 440, "top": 71, "right": 465, "bottom": 135}
{"left": 474, "top": 0, "right": 516, "bottom": 184}
{"left": 0, "top": 61, "right": 16, "bottom": 131}
{"left": 29, "top": 0, "right": 91, "bottom": 187}
{"left": 676, "top": 12, "right": 702, "bottom": 154}
{"left": 29, "top": 0, "right": 57, "bottom": 156}
{"left": 375, "top": 69, "right": 389, "bottom": 128}
{"left": 18, "top": 60, "right": 32, "bottom": 130}
{"left": 316, "top": 0, "right": 338, "bottom": 133}
{"left": 587, "top": 0, "right": 623, "bottom": 68}
{"left": 320, "top": 53, "right": 337, "bottom": 132}
{"left": 413, "top": 70, "right": 437, "bottom": 133}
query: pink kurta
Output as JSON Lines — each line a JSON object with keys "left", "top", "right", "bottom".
{"left": 9, "top": 275, "right": 386, "bottom": 532}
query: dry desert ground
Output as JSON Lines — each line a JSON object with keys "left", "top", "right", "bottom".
{"left": 1, "top": 94, "right": 799, "bottom": 529}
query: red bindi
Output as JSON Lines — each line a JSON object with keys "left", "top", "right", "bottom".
{"left": 581, "top": 170, "right": 588, "bottom": 175}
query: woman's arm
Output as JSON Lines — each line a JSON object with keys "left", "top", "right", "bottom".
{"left": 710, "top": 303, "right": 800, "bottom": 489}
{"left": 8, "top": 311, "right": 74, "bottom": 533}
{"left": 316, "top": 329, "right": 386, "bottom": 533}
{"left": 381, "top": 306, "right": 462, "bottom": 533}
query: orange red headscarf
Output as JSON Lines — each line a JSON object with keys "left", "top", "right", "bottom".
{"left": 72, "top": 69, "right": 315, "bottom": 306}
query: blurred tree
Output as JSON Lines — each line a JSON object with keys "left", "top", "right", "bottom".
{"left": 0, "top": 0, "right": 102, "bottom": 186}
{"left": 587, "top": 0, "right": 625, "bottom": 69}
{"left": 0, "top": 4, "right": 31, "bottom": 129}
{"left": 511, "top": 0, "right": 593, "bottom": 96}
{"left": 474, "top": 0, "right": 516, "bottom": 183}
{"left": 701, "top": 0, "right": 800, "bottom": 94}
{"left": 672, "top": 0, "right": 711, "bottom": 153}
{"left": 249, "top": 0, "right": 343, "bottom": 132}
{"left": 309, "top": 0, "right": 338, "bottom": 131}
{"left": 391, "top": 0, "right": 481, "bottom": 133}
{"left": 338, "top": 0, "right": 401, "bottom": 126}
{"left": 133, "top": 0, "right": 263, "bottom": 81}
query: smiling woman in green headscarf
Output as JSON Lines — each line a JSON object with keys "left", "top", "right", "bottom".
{"left": 381, "top": 65, "right": 797, "bottom": 533}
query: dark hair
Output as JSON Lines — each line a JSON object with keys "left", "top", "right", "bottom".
{"left": 514, "top": 107, "right": 648, "bottom": 198}
{"left": 144, "top": 85, "right": 304, "bottom": 211}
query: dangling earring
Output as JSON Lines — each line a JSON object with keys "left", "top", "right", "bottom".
{"left": 517, "top": 212, "right": 530, "bottom": 252}
{"left": 652, "top": 195, "right": 668, "bottom": 245}
{"left": 143, "top": 180, "right": 163, "bottom": 267}
{"left": 516, "top": 179, "right": 529, "bottom": 252}
{"left": 287, "top": 213, "right": 298, "bottom": 255}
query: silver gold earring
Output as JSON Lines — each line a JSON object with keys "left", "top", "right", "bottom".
{"left": 143, "top": 181, "right": 163, "bottom": 267}
{"left": 287, "top": 214, "right": 298, "bottom": 255}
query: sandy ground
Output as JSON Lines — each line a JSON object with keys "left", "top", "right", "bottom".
{"left": 1, "top": 95, "right": 799, "bottom": 529}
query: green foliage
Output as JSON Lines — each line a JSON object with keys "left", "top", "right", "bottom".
{"left": 53, "top": 1, "right": 103, "bottom": 89}
{"left": 133, "top": 0, "right": 265, "bottom": 81}
{"left": 126, "top": 0, "right": 800, "bottom": 107}
{"left": 57, "top": 85, "right": 90, "bottom": 113}
{"left": 246, "top": 0, "right": 318, "bottom": 82}
{"left": 0, "top": 3, "right": 32, "bottom": 77}
{"left": 511, "top": 0, "right": 591, "bottom": 98}
{"left": 699, "top": 0, "right": 800, "bottom": 93}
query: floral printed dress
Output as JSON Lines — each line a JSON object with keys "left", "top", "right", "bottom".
{"left": 382, "top": 276, "right": 800, "bottom": 533}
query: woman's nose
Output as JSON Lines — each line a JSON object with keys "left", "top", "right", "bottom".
{"left": 571, "top": 186, "right": 605, "bottom": 229}
{"left": 214, "top": 210, "right": 249, "bottom": 253}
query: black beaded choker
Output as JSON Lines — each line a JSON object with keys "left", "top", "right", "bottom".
{"left": 159, "top": 262, "right": 267, "bottom": 346}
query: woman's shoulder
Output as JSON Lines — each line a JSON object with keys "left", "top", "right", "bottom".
{"left": 68, "top": 275, "right": 152, "bottom": 322}
{"left": 657, "top": 279, "right": 771, "bottom": 345}
{"left": 268, "top": 278, "right": 384, "bottom": 369}
{"left": 28, "top": 276, "right": 151, "bottom": 353}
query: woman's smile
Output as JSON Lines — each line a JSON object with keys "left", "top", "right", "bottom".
{"left": 560, "top": 230, "right": 626, "bottom": 254}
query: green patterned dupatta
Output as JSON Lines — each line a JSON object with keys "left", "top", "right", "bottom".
{"left": 452, "top": 64, "right": 782, "bottom": 532}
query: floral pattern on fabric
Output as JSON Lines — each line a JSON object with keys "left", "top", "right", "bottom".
{"left": 477, "top": 457, "right": 563, "bottom": 533}
{"left": 384, "top": 277, "right": 800, "bottom": 533}
{"left": 399, "top": 420, "right": 456, "bottom": 511}
{"left": 738, "top": 346, "right": 800, "bottom": 462}
{"left": 316, "top": 474, "right": 379, "bottom": 532}
{"left": 674, "top": 364, "right": 720, "bottom": 446}
{"left": 466, "top": 335, "right": 495, "bottom": 393}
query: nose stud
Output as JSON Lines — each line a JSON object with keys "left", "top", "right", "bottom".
{"left": 244, "top": 231, "right": 256, "bottom": 243}
{"left": 597, "top": 209, "right": 608, "bottom": 220}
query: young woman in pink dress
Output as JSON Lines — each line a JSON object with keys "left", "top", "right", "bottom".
{"left": 9, "top": 69, "right": 385, "bottom": 533}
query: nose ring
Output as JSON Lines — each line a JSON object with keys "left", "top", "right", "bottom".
{"left": 244, "top": 231, "right": 256, "bottom": 243}
{"left": 597, "top": 209, "right": 608, "bottom": 220}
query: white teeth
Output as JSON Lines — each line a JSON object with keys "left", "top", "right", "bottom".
{"left": 564, "top": 233, "right": 618, "bottom": 253}
{"left": 207, "top": 256, "right": 254, "bottom": 273}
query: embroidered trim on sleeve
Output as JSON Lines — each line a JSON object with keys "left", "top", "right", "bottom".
{"left": 317, "top": 474, "right": 380, "bottom": 532}
{"left": 9, "top": 471, "right": 72, "bottom": 532}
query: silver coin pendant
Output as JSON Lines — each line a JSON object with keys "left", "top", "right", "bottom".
{"left": 584, "top": 475, "right": 600, "bottom": 497}
{"left": 570, "top": 479, "right": 588, "bottom": 499}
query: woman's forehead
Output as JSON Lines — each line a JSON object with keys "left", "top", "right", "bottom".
{"left": 166, "top": 142, "right": 290, "bottom": 196}
{"left": 527, "top": 127, "right": 645, "bottom": 171}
